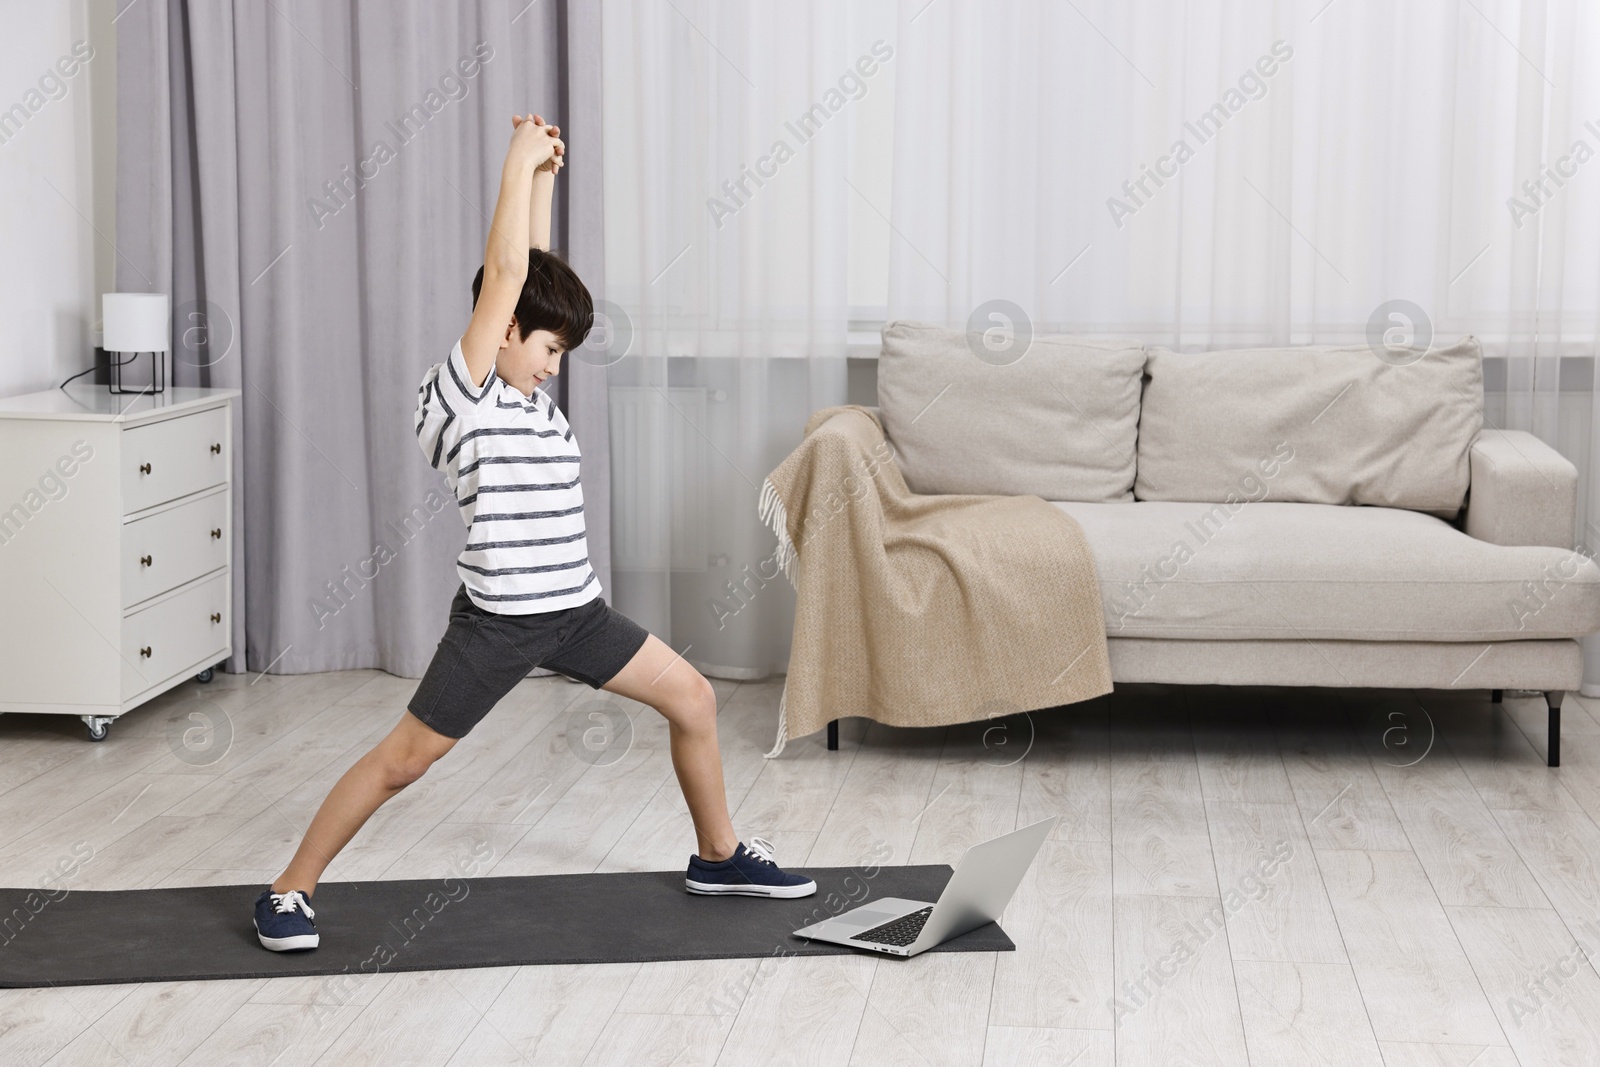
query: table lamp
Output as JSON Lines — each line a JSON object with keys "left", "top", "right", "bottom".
{"left": 102, "top": 292, "right": 171, "bottom": 394}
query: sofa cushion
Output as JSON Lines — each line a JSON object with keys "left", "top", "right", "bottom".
{"left": 877, "top": 320, "right": 1146, "bottom": 502}
{"left": 1053, "top": 500, "right": 1600, "bottom": 642}
{"left": 1135, "top": 338, "right": 1483, "bottom": 516}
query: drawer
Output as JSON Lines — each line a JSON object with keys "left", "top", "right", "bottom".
{"left": 122, "top": 407, "right": 229, "bottom": 514}
{"left": 121, "top": 573, "right": 228, "bottom": 701}
{"left": 123, "top": 491, "right": 229, "bottom": 607}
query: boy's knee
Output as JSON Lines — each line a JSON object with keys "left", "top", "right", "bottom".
{"left": 666, "top": 672, "right": 717, "bottom": 728}
{"left": 380, "top": 747, "right": 440, "bottom": 791}
{"left": 678, "top": 681, "right": 716, "bottom": 729}
{"left": 691, "top": 671, "right": 717, "bottom": 708}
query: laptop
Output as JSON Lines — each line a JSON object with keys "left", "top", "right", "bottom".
{"left": 793, "top": 816, "right": 1057, "bottom": 957}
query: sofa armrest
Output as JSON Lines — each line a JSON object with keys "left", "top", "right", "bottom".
{"left": 1464, "top": 429, "right": 1577, "bottom": 548}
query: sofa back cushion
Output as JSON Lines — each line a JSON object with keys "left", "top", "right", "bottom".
{"left": 877, "top": 320, "right": 1146, "bottom": 502}
{"left": 1134, "top": 337, "right": 1483, "bottom": 514}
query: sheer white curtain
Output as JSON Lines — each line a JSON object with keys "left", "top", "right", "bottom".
{"left": 888, "top": 0, "right": 1600, "bottom": 689}
{"left": 600, "top": 1, "right": 883, "bottom": 676}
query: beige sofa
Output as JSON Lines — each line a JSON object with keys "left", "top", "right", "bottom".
{"left": 854, "top": 321, "right": 1600, "bottom": 766}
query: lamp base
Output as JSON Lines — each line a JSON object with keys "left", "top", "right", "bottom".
{"left": 108, "top": 351, "right": 168, "bottom": 395}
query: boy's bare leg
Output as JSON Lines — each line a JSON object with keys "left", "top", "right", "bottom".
{"left": 271, "top": 712, "right": 458, "bottom": 896}
{"left": 272, "top": 633, "right": 736, "bottom": 892}
{"left": 602, "top": 634, "right": 740, "bottom": 862}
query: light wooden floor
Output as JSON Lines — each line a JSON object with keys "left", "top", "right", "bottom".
{"left": 3, "top": 670, "right": 1600, "bottom": 1065}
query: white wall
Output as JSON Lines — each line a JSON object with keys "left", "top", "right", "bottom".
{"left": 0, "top": 0, "right": 116, "bottom": 399}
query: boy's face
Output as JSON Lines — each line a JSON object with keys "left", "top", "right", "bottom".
{"left": 497, "top": 319, "right": 565, "bottom": 395}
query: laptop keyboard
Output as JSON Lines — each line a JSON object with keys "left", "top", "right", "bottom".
{"left": 856, "top": 906, "right": 933, "bottom": 947}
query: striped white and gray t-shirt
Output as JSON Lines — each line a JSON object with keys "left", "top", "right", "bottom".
{"left": 415, "top": 341, "right": 599, "bottom": 613}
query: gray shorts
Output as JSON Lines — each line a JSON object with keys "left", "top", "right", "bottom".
{"left": 408, "top": 587, "right": 650, "bottom": 739}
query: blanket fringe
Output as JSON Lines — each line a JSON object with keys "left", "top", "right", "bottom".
{"left": 762, "top": 679, "right": 790, "bottom": 758}
{"left": 758, "top": 478, "right": 799, "bottom": 588}
{"left": 759, "top": 476, "right": 798, "bottom": 757}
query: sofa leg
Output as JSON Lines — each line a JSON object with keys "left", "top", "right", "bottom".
{"left": 827, "top": 719, "right": 839, "bottom": 751}
{"left": 1491, "top": 689, "right": 1503, "bottom": 704}
{"left": 1546, "top": 691, "right": 1563, "bottom": 768}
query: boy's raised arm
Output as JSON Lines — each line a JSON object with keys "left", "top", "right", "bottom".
{"left": 459, "top": 119, "right": 562, "bottom": 390}
{"left": 528, "top": 170, "right": 556, "bottom": 253}
{"left": 523, "top": 113, "right": 563, "bottom": 252}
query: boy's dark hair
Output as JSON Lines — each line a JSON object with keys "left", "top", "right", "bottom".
{"left": 472, "top": 248, "right": 594, "bottom": 352}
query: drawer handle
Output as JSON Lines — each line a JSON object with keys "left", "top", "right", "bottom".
{"left": 210, "top": 443, "right": 222, "bottom": 455}
{"left": 139, "top": 555, "right": 153, "bottom": 568}
{"left": 210, "top": 612, "right": 222, "bottom": 624}
{"left": 211, "top": 528, "right": 222, "bottom": 540}
{"left": 138, "top": 462, "right": 152, "bottom": 475}
{"left": 139, "top": 646, "right": 152, "bottom": 658}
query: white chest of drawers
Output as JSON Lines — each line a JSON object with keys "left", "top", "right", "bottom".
{"left": 0, "top": 386, "right": 239, "bottom": 740}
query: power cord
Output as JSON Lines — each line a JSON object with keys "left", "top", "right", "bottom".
{"left": 60, "top": 351, "right": 138, "bottom": 391}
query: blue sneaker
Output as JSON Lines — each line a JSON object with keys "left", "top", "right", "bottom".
{"left": 686, "top": 837, "right": 816, "bottom": 898}
{"left": 254, "top": 888, "right": 319, "bottom": 951}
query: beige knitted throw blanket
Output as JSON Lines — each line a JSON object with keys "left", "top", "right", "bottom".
{"left": 760, "top": 405, "right": 1113, "bottom": 757}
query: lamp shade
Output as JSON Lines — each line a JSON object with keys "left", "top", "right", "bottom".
{"left": 102, "top": 293, "right": 170, "bottom": 353}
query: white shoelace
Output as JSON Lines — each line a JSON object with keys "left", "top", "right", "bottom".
{"left": 745, "top": 837, "right": 778, "bottom": 866}
{"left": 271, "top": 890, "right": 314, "bottom": 920}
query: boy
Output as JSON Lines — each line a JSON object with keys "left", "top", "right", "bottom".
{"left": 254, "top": 113, "right": 814, "bottom": 952}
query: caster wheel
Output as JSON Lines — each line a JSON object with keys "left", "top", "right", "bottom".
{"left": 83, "top": 718, "right": 110, "bottom": 742}
{"left": 196, "top": 668, "right": 215, "bottom": 683}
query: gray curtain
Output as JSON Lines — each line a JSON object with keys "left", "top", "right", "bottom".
{"left": 116, "top": 0, "right": 609, "bottom": 677}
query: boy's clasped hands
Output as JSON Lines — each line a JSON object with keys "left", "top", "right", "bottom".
{"left": 512, "top": 112, "right": 564, "bottom": 173}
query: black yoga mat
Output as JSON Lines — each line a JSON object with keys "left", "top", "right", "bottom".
{"left": 0, "top": 864, "right": 1013, "bottom": 988}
